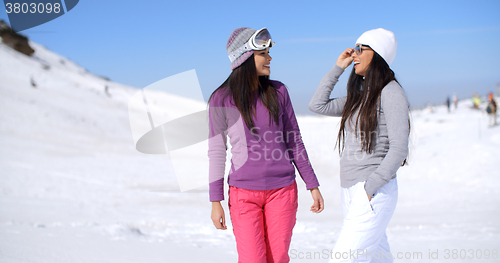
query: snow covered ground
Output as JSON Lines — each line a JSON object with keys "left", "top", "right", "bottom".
{"left": 0, "top": 40, "right": 499, "bottom": 262}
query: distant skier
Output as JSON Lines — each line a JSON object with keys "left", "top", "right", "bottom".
{"left": 30, "top": 76, "right": 37, "bottom": 88}
{"left": 446, "top": 96, "right": 451, "bottom": 113}
{"left": 452, "top": 93, "right": 458, "bottom": 109}
{"left": 486, "top": 96, "right": 497, "bottom": 127}
{"left": 427, "top": 103, "right": 434, "bottom": 113}
{"left": 105, "top": 85, "right": 111, "bottom": 97}
{"left": 472, "top": 94, "right": 481, "bottom": 109}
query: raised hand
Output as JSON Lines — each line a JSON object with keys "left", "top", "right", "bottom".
{"left": 336, "top": 48, "right": 354, "bottom": 70}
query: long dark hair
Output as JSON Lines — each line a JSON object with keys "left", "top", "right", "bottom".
{"left": 208, "top": 53, "right": 280, "bottom": 130}
{"left": 337, "top": 50, "right": 409, "bottom": 157}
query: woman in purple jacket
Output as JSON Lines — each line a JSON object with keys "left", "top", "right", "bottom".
{"left": 208, "top": 27, "right": 324, "bottom": 263}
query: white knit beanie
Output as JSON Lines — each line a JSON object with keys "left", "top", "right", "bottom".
{"left": 356, "top": 28, "right": 397, "bottom": 66}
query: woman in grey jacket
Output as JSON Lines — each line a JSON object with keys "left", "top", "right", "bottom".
{"left": 309, "top": 28, "right": 409, "bottom": 263}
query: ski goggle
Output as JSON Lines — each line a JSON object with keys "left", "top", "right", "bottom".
{"left": 354, "top": 44, "right": 372, "bottom": 55}
{"left": 228, "top": 28, "right": 275, "bottom": 62}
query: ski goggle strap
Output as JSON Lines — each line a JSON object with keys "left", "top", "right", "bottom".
{"left": 228, "top": 28, "right": 275, "bottom": 62}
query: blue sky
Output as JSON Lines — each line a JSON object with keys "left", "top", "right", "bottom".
{"left": 2, "top": 0, "right": 500, "bottom": 114}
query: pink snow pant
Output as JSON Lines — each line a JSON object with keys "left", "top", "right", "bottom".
{"left": 229, "top": 181, "right": 298, "bottom": 263}
{"left": 330, "top": 178, "right": 398, "bottom": 263}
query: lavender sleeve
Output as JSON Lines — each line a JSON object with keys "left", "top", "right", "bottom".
{"left": 281, "top": 86, "right": 320, "bottom": 190}
{"left": 208, "top": 93, "right": 228, "bottom": 202}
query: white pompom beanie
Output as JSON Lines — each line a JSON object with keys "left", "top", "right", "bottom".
{"left": 356, "top": 28, "right": 397, "bottom": 66}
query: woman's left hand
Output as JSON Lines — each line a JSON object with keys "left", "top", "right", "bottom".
{"left": 310, "top": 187, "right": 324, "bottom": 213}
{"left": 366, "top": 193, "right": 372, "bottom": 201}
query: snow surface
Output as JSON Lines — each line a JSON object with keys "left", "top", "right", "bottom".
{"left": 0, "top": 40, "right": 499, "bottom": 263}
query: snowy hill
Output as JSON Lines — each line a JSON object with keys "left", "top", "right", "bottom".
{"left": 0, "top": 40, "right": 499, "bottom": 262}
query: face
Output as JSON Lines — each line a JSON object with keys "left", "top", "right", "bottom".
{"left": 352, "top": 44, "right": 374, "bottom": 76}
{"left": 254, "top": 47, "right": 272, "bottom": 76}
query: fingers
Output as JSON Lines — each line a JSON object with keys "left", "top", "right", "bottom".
{"left": 338, "top": 48, "right": 350, "bottom": 60}
{"left": 310, "top": 200, "right": 319, "bottom": 213}
{"left": 221, "top": 215, "right": 227, "bottom": 229}
{"left": 341, "top": 48, "right": 354, "bottom": 58}
{"left": 336, "top": 48, "right": 355, "bottom": 70}
{"left": 310, "top": 197, "right": 324, "bottom": 213}
{"left": 211, "top": 203, "right": 227, "bottom": 230}
{"left": 343, "top": 56, "right": 354, "bottom": 68}
{"left": 309, "top": 188, "right": 324, "bottom": 214}
{"left": 212, "top": 217, "right": 227, "bottom": 230}
{"left": 344, "top": 48, "right": 354, "bottom": 56}
{"left": 317, "top": 197, "right": 324, "bottom": 213}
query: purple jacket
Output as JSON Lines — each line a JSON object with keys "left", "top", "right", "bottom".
{"left": 208, "top": 80, "right": 319, "bottom": 202}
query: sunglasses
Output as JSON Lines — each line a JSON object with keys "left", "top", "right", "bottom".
{"left": 354, "top": 44, "right": 372, "bottom": 55}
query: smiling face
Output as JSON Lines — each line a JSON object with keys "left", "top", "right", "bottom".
{"left": 254, "top": 47, "right": 272, "bottom": 76}
{"left": 352, "top": 44, "right": 374, "bottom": 76}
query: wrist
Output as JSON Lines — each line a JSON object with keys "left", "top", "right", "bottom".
{"left": 334, "top": 63, "right": 347, "bottom": 71}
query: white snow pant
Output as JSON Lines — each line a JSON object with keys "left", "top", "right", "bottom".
{"left": 330, "top": 178, "right": 398, "bottom": 263}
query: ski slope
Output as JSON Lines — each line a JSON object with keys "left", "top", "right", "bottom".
{"left": 0, "top": 40, "right": 499, "bottom": 262}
